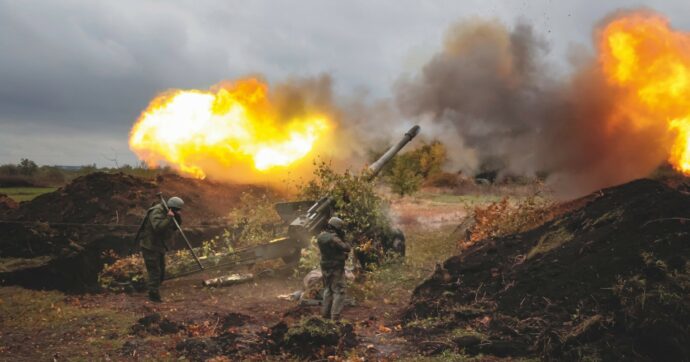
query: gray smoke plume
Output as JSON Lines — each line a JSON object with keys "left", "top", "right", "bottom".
{"left": 395, "top": 17, "right": 672, "bottom": 197}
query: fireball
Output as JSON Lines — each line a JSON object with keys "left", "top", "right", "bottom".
{"left": 129, "top": 78, "right": 331, "bottom": 179}
{"left": 599, "top": 12, "right": 690, "bottom": 174}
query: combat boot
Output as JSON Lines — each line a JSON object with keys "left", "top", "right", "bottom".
{"left": 148, "top": 290, "right": 162, "bottom": 303}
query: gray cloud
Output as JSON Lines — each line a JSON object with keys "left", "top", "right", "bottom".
{"left": 1, "top": 0, "right": 689, "bottom": 167}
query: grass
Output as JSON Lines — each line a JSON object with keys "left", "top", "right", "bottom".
{"left": 0, "top": 286, "right": 137, "bottom": 360}
{"left": 350, "top": 225, "right": 459, "bottom": 304}
{"left": 526, "top": 223, "right": 574, "bottom": 259}
{"left": 0, "top": 186, "right": 57, "bottom": 202}
{"left": 417, "top": 192, "right": 503, "bottom": 205}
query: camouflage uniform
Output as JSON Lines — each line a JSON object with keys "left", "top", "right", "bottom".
{"left": 139, "top": 203, "right": 178, "bottom": 299}
{"left": 317, "top": 229, "right": 351, "bottom": 320}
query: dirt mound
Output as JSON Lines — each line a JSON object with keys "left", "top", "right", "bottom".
{"left": 280, "top": 316, "right": 357, "bottom": 357}
{"left": 0, "top": 172, "right": 270, "bottom": 292}
{"left": 174, "top": 317, "right": 357, "bottom": 360}
{"left": 404, "top": 178, "right": 690, "bottom": 360}
{"left": 9, "top": 172, "right": 263, "bottom": 227}
{"left": 130, "top": 313, "right": 183, "bottom": 337}
{"left": 0, "top": 193, "right": 18, "bottom": 217}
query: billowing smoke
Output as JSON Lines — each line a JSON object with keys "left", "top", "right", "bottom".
{"left": 394, "top": 15, "right": 676, "bottom": 197}
{"left": 132, "top": 11, "right": 686, "bottom": 197}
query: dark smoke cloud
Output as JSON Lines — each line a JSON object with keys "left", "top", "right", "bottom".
{"left": 395, "top": 17, "right": 672, "bottom": 197}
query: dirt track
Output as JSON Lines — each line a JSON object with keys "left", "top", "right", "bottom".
{"left": 1, "top": 257, "right": 418, "bottom": 360}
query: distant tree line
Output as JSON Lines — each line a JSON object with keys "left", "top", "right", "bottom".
{"left": 0, "top": 159, "right": 171, "bottom": 187}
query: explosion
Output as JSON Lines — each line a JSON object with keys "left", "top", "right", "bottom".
{"left": 599, "top": 12, "right": 690, "bottom": 174}
{"left": 129, "top": 78, "right": 331, "bottom": 179}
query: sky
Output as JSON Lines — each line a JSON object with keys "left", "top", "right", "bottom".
{"left": 1, "top": 0, "right": 690, "bottom": 167}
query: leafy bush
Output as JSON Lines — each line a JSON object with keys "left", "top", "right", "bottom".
{"left": 387, "top": 156, "right": 424, "bottom": 196}
{"left": 227, "top": 191, "right": 282, "bottom": 248}
{"left": 298, "top": 161, "right": 391, "bottom": 244}
{"left": 98, "top": 254, "right": 146, "bottom": 292}
{"left": 383, "top": 140, "right": 448, "bottom": 196}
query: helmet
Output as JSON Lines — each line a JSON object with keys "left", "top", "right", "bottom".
{"left": 327, "top": 216, "right": 344, "bottom": 230}
{"left": 167, "top": 196, "right": 184, "bottom": 210}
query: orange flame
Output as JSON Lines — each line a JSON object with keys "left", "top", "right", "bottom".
{"left": 599, "top": 12, "right": 690, "bottom": 174}
{"left": 129, "top": 78, "right": 331, "bottom": 179}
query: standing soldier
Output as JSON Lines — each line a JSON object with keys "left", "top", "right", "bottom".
{"left": 138, "top": 196, "right": 184, "bottom": 302}
{"left": 317, "top": 216, "right": 350, "bottom": 320}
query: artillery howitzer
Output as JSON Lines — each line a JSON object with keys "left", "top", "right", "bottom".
{"left": 275, "top": 125, "right": 420, "bottom": 251}
{"left": 168, "top": 125, "right": 421, "bottom": 282}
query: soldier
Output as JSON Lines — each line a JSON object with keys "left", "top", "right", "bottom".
{"left": 139, "top": 196, "right": 184, "bottom": 302}
{"left": 317, "top": 216, "right": 350, "bottom": 320}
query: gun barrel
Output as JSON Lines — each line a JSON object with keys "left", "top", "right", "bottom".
{"left": 367, "top": 125, "right": 420, "bottom": 179}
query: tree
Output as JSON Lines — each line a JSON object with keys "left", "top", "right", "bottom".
{"left": 386, "top": 155, "right": 424, "bottom": 196}
{"left": 17, "top": 158, "right": 38, "bottom": 176}
{"left": 416, "top": 141, "right": 447, "bottom": 178}
{"left": 381, "top": 140, "right": 448, "bottom": 196}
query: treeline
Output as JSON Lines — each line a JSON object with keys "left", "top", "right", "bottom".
{"left": 372, "top": 140, "right": 550, "bottom": 196}
{"left": 0, "top": 159, "right": 171, "bottom": 187}
{"left": 369, "top": 140, "right": 460, "bottom": 196}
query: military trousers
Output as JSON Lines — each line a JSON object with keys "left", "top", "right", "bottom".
{"left": 142, "top": 248, "right": 166, "bottom": 294}
{"left": 321, "top": 263, "right": 346, "bottom": 320}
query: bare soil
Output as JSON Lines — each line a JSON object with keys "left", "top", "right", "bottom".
{"left": 0, "top": 265, "right": 417, "bottom": 361}
{"left": 404, "top": 178, "right": 690, "bottom": 360}
{"left": 0, "top": 172, "right": 271, "bottom": 292}
{"left": 4, "top": 173, "right": 689, "bottom": 360}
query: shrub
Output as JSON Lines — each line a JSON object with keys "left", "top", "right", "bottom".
{"left": 387, "top": 155, "right": 424, "bottom": 196}
{"left": 460, "top": 196, "right": 555, "bottom": 248}
{"left": 0, "top": 175, "right": 35, "bottom": 187}
{"left": 424, "top": 172, "right": 460, "bottom": 188}
{"left": 382, "top": 140, "right": 449, "bottom": 196}
{"left": 0, "top": 164, "right": 19, "bottom": 176}
{"left": 226, "top": 191, "right": 282, "bottom": 248}
{"left": 38, "top": 166, "right": 66, "bottom": 185}
{"left": 298, "top": 161, "right": 391, "bottom": 244}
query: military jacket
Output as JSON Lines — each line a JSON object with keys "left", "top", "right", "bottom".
{"left": 139, "top": 203, "right": 176, "bottom": 253}
{"left": 317, "top": 230, "right": 350, "bottom": 268}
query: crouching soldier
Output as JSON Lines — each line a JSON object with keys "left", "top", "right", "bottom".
{"left": 139, "top": 196, "right": 184, "bottom": 302}
{"left": 317, "top": 217, "right": 350, "bottom": 320}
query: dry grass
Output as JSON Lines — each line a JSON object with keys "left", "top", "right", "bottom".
{"left": 350, "top": 225, "right": 459, "bottom": 305}
{"left": 0, "top": 286, "right": 137, "bottom": 359}
{"left": 459, "top": 196, "right": 556, "bottom": 249}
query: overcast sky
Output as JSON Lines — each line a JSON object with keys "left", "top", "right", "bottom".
{"left": 1, "top": 0, "right": 689, "bottom": 166}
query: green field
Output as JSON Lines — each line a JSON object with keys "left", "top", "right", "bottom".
{"left": 417, "top": 192, "right": 503, "bottom": 204}
{"left": 0, "top": 187, "right": 57, "bottom": 202}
